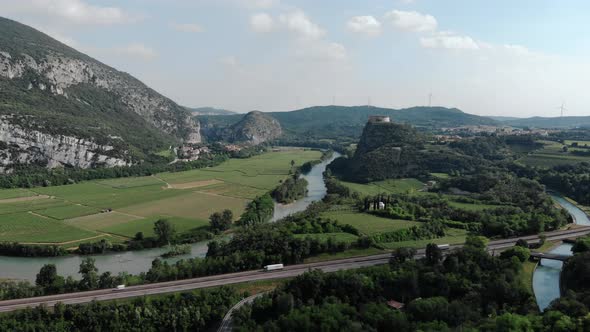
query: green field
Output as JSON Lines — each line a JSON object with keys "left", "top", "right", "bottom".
{"left": 339, "top": 178, "right": 424, "bottom": 196}
{"left": 294, "top": 232, "right": 359, "bottom": 243}
{"left": 36, "top": 204, "right": 100, "bottom": 220}
{"left": 430, "top": 173, "right": 450, "bottom": 179}
{"left": 0, "top": 189, "right": 37, "bottom": 200}
{"left": 379, "top": 228, "right": 468, "bottom": 249}
{"left": 0, "top": 212, "right": 98, "bottom": 243}
{"left": 519, "top": 140, "right": 590, "bottom": 167}
{"left": 448, "top": 201, "right": 502, "bottom": 211}
{"left": 159, "top": 149, "right": 321, "bottom": 197}
{"left": 102, "top": 216, "right": 209, "bottom": 238}
{"left": 565, "top": 140, "right": 590, "bottom": 146}
{"left": 0, "top": 149, "right": 320, "bottom": 244}
{"left": 322, "top": 211, "right": 421, "bottom": 235}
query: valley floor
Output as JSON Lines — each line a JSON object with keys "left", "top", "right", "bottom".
{"left": 0, "top": 149, "right": 321, "bottom": 247}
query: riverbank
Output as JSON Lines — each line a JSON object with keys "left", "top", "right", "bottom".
{"left": 532, "top": 193, "right": 590, "bottom": 311}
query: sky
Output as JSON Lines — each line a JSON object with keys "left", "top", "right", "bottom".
{"left": 1, "top": 0, "right": 590, "bottom": 117}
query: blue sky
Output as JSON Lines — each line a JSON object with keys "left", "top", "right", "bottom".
{"left": 2, "top": 0, "right": 590, "bottom": 117}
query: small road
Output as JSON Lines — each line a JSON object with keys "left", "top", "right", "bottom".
{"left": 218, "top": 292, "right": 268, "bottom": 332}
{"left": 1, "top": 226, "right": 589, "bottom": 313}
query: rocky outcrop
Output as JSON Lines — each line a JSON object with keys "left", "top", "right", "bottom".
{"left": 0, "top": 51, "right": 200, "bottom": 143}
{"left": 0, "top": 116, "right": 130, "bottom": 172}
{"left": 329, "top": 117, "right": 425, "bottom": 182}
{"left": 223, "top": 111, "right": 282, "bottom": 145}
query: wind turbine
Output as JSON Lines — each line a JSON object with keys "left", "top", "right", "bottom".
{"left": 557, "top": 100, "right": 568, "bottom": 117}
{"left": 428, "top": 92, "right": 433, "bottom": 107}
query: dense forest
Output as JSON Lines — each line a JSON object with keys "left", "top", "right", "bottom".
{"left": 0, "top": 286, "right": 238, "bottom": 331}
{"left": 233, "top": 237, "right": 590, "bottom": 331}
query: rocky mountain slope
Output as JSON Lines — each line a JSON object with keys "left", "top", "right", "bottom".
{"left": 202, "top": 111, "right": 281, "bottom": 144}
{"left": 0, "top": 17, "right": 200, "bottom": 171}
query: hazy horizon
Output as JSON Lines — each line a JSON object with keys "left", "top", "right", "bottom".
{"left": 2, "top": 0, "right": 589, "bottom": 117}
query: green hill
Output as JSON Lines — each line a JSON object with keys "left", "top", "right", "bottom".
{"left": 199, "top": 105, "right": 498, "bottom": 140}
{"left": 502, "top": 116, "right": 590, "bottom": 129}
{"left": 0, "top": 17, "right": 200, "bottom": 170}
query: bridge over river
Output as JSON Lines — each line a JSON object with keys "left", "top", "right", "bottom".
{"left": 530, "top": 251, "right": 571, "bottom": 262}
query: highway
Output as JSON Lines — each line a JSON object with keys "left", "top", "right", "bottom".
{"left": 1, "top": 226, "right": 589, "bottom": 313}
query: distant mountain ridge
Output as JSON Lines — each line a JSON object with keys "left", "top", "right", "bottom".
{"left": 500, "top": 116, "right": 590, "bottom": 129}
{"left": 186, "top": 107, "right": 236, "bottom": 116}
{"left": 200, "top": 105, "right": 499, "bottom": 139}
{"left": 0, "top": 17, "right": 201, "bottom": 171}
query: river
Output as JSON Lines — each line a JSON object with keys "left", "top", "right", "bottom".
{"left": 532, "top": 194, "right": 590, "bottom": 311}
{"left": 271, "top": 152, "right": 340, "bottom": 221}
{"left": 0, "top": 152, "right": 339, "bottom": 282}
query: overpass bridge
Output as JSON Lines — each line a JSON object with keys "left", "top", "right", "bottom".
{"left": 530, "top": 251, "right": 571, "bottom": 262}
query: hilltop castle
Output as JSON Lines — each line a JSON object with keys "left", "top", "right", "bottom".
{"left": 368, "top": 115, "right": 391, "bottom": 123}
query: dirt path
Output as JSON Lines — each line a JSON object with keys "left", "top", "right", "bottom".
{"left": 0, "top": 195, "right": 50, "bottom": 204}
{"left": 151, "top": 175, "right": 172, "bottom": 189}
{"left": 20, "top": 234, "right": 108, "bottom": 246}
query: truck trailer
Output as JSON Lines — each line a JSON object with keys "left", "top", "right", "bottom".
{"left": 264, "top": 264, "right": 284, "bottom": 271}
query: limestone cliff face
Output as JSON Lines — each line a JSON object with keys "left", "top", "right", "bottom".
{"left": 0, "top": 116, "right": 130, "bottom": 172}
{"left": 0, "top": 51, "right": 200, "bottom": 144}
{"left": 223, "top": 111, "right": 282, "bottom": 145}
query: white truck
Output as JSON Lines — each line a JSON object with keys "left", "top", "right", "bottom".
{"left": 437, "top": 244, "right": 450, "bottom": 250}
{"left": 264, "top": 264, "right": 284, "bottom": 271}
{"left": 115, "top": 284, "right": 126, "bottom": 291}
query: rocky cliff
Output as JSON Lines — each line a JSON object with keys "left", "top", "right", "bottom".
{"left": 223, "top": 111, "right": 282, "bottom": 145}
{"left": 328, "top": 118, "right": 425, "bottom": 182}
{"left": 0, "top": 115, "right": 130, "bottom": 172}
{"left": 0, "top": 17, "right": 200, "bottom": 171}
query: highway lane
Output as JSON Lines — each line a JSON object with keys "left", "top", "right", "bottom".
{"left": 1, "top": 226, "right": 589, "bottom": 313}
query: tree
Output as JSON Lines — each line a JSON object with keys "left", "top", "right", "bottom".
{"left": 79, "top": 257, "right": 99, "bottom": 290}
{"left": 209, "top": 210, "right": 232, "bottom": 234}
{"left": 36, "top": 264, "right": 58, "bottom": 288}
{"left": 154, "top": 219, "right": 176, "bottom": 245}
{"left": 290, "top": 160, "right": 295, "bottom": 168}
{"left": 390, "top": 247, "right": 417, "bottom": 266}
{"left": 222, "top": 209, "right": 233, "bottom": 223}
{"left": 135, "top": 232, "right": 144, "bottom": 241}
{"left": 500, "top": 246, "right": 530, "bottom": 262}
{"left": 425, "top": 243, "right": 443, "bottom": 265}
{"left": 35, "top": 264, "right": 64, "bottom": 294}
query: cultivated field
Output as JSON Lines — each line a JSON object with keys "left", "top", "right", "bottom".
{"left": 0, "top": 149, "right": 321, "bottom": 245}
{"left": 339, "top": 178, "right": 424, "bottom": 196}
{"left": 293, "top": 232, "right": 359, "bottom": 243}
{"left": 518, "top": 140, "right": 590, "bottom": 167}
{"left": 322, "top": 211, "right": 421, "bottom": 235}
{"left": 447, "top": 201, "right": 503, "bottom": 211}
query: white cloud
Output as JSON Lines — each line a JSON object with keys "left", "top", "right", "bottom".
{"left": 347, "top": 16, "right": 381, "bottom": 37}
{"left": 295, "top": 41, "right": 347, "bottom": 61}
{"left": 420, "top": 31, "right": 479, "bottom": 50}
{"left": 279, "top": 10, "right": 325, "bottom": 40}
{"left": 250, "top": 13, "right": 274, "bottom": 33}
{"left": 171, "top": 23, "right": 203, "bottom": 33}
{"left": 113, "top": 43, "right": 158, "bottom": 60}
{"left": 384, "top": 10, "right": 437, "bottom": 32}
{"left": 4, "top": 0, "right": 138, "bottom": 25}
{"left": 503, "top": 44, "right": 533, "bottom": 56}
